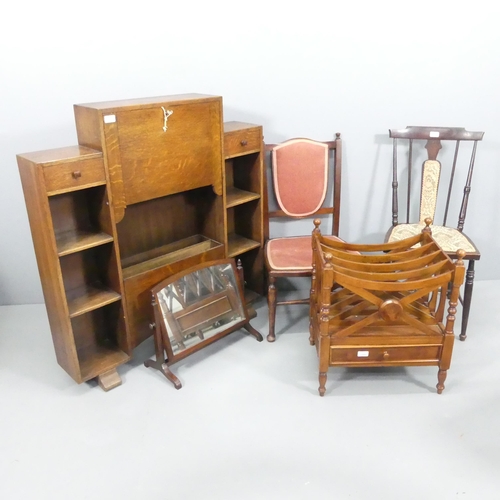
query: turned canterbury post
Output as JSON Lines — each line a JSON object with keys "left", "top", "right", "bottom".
{"left": 318, "top": 251, "right": 334, "bottom": 397}
{"left": 309, "top": 219, "right": 322, "bottom": 346}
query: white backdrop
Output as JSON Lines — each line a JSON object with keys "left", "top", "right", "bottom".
{"left": 2, "top": 0, "right": 500, "bottom": 305}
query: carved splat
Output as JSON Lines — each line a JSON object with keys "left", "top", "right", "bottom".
{"left": 425, "top": 138, "right": 442, "bottom": 161}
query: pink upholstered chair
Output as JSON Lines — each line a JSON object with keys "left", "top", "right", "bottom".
{"left": 265, "top": 134, "right": 342, "bottom": 342}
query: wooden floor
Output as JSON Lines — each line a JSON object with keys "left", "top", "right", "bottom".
{"left": 1, "top": 281, "right": 499, "bottom": 499}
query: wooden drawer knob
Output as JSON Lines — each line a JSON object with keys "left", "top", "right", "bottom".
{"left": 240, "top": 140, "right": 248, "bottom": 146}
{"left": 383, "top": 351, "right": 390, "bottom": 360}
{"left": 72, "top": 170, "right": 82, "bottom": 179}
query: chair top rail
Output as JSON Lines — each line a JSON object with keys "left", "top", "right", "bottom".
{"left": 265, "top": 135, "right": 340, "bottom": 152}
{"left": 389, "top": 126, "right": 484, "bottom": 141}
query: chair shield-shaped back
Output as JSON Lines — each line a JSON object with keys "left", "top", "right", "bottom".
{"left": 272, "top": 139, "right": 329, "bottom": 217}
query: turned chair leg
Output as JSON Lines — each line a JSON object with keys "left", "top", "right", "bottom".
{"left": 318, "top": 371, "right": 327, "bottom": 397}
{"left": 460, "top": 260, "right": 475, "bottom": 341}
{"left": 267, "top": 276, "right": 277, "bottom": 342}
{"left": 437, "top": 369, "right": 447, "bottom": 394}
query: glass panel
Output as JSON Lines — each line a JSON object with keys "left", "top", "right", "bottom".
{"left": 156, "top": 262, "right": 246, "bottom": 354}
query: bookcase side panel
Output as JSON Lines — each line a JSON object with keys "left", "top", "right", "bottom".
{"left": 17, "top": 157, "right": 81, "bottom": 381}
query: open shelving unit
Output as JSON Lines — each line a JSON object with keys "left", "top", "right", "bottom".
{"left": 17, "top": 147, "right": 129, "bottom": 391}
{"left": 223, "top": 122, "right": 265, "bottom": 297}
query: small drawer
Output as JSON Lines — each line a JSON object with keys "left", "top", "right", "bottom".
{"left": 329, "top": 345, "right": 441, "bottom": 365}
{"left": 224, "top": 127, "right": 261, "bottom": 158}
{"left": 44, "top": 157, "right": 106, "bottom": 195}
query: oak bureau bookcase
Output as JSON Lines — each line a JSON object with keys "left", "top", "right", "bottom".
{"left": 17, "top": 93, "right": 265, "bottom": 391}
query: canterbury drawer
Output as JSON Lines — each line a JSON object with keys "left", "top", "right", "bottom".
{"left": 44, "top": 157, "right": 106, "bottom": 195}
{"left": 329, "top": 345, "right": 441, "bottom": 365}
{"left": 224, "top": 127, "right": 261, "bottom": 158}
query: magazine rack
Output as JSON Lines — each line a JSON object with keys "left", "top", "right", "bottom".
{"left": 310, "top": 218, "right": 465, "bottom": 396}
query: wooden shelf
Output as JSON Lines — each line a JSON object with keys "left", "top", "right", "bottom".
{"left": 77, "top": 344, "right": 129, "bottom": 382}
{"left": 67, "top": 287, "right": 122, "bottom": 318}
{"left": 122, "top": 235, "right": 224, "bottom": 279}
{"left": 56, "top": 230, "right": 114, "bottom": 256}
{"left": 226, "top": 187, "right": 260, "bottom": 208}
{"left": 228, "top": 233, "right": 261, "bottom": 258}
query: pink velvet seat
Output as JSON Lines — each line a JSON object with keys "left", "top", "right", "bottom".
{"left": 266, "top": 237, "right": 313, "bottom": 271}
{"left": 265, "top": 135, "right": 343, "bottom": 342}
